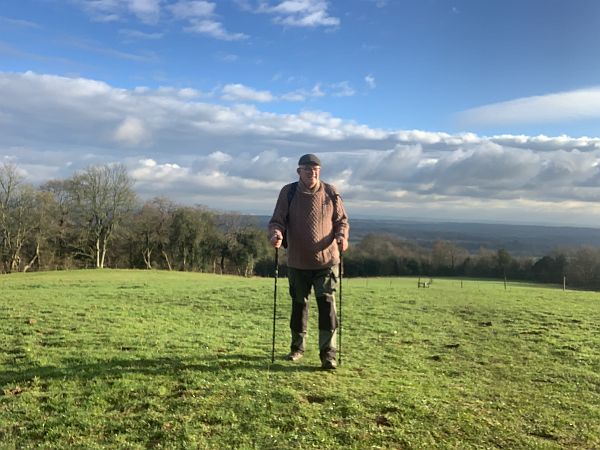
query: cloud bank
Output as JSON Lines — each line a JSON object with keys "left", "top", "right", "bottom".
{"left": 3, "top": 71, "right": 600, "bottom": 225}
{"left": 458, "top": 87, "right": 600, "bottom": 127}
{"left": 259, "top": 0, "right": 340, "bottom": 28}
{"left": 75, "top": 0, "right": 341, "bottom": 40}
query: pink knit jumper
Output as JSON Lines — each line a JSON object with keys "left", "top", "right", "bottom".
{"left": 269, "top": 180, "right": 349, "bottom": 270}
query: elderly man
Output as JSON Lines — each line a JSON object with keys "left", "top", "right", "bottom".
{"left": 268, "top": 153, "right": 349, "bottom": 370}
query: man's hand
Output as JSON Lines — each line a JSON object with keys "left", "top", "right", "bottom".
{"left": 337, "top": 236, "right": 348, "bottom": 253}
{"left": 270, "top": 231, "right": 283, "bottom": 248}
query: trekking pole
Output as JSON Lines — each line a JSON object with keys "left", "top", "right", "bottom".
{"left": 271, "top": 247, "right": 279, "bottom": 363}
{"left": 338, "top": 251, "right": 344, "bottom": 365}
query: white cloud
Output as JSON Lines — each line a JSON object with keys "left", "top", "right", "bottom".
{"left": 113, "top": 117, "right": 149, "bottom": 146}
{"left": 310, "top": 83, "right": 325, "bottom": 98}
{"left": 280, "top": 83, "right": 326, "bottom": 101}
{"left": 68, "top": 39, "right": 159, "bottom": 63}
{"left": 119, "top": 29, "right": 164, "bottom": 40}
{"left": 216, "top": 52, "right": 239, "bottom": 63}
{"left": 184, "top": 19, "right": 248, "bottom": 40}
{"left": 280, "top": 91, "right": 306, "bottom": 102}
{"left": 365, "top": 74, "right": 376, "bottom": 89}
{"left": 220, "top": 81, "right": 352, "bottom": 103}
{"left": 258, "top": 0, "right": 340, "bottom": 28}
{"left": 169, "top": 1, "right": 248, "bottom": 40}
{"left": 277, "top": 82, "right": 355, "bottom": 101}
{"left": 458, "top": 87, "right": 600, "bottom": 127}
{"left": 128, "top": 0, "right": 161, "bottom": 23}
{"left": 130, "top": 158, "right": 187, "bottom": 183}
{"left": 4, "top": 71, "right": 600, "bottom": 225}
{"left": 79, "top": 0, "right": 121, "bottom": 22}
{"left": 133, "top": 85, "right": 204, "bottom": 98}
{"left": 77, "top": 0, "right": 247, "bottom": 40}
{"left": 0, "top": 16, "right": 41, "bottom": 28}
{"left": 222, "top": 84, "right": 275, "bottom": 102}
{"left": 330, "top": 81, "right": 355, "bottom": 97}
{"left": 80, "top": 0, "right": 160, "bottom": 23}
{"left": 170, "top": 0, "right": 216, "bottom": 18}
{"left": 490, "top": 134, "right": 600, "bottom": 152}
{"left": 178, "top": 87, "right": 201, "bottom": 98}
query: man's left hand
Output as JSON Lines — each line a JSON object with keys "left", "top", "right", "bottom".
{"left": 337, "top": 237, "right": 348, "bottom": 253}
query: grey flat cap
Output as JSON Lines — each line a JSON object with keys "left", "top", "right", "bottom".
{"left": 298, "top": 153, "right": 321, "bottom": 166}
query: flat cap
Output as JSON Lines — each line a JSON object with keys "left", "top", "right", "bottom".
{"left": 298, "top": 153, "right": 321, "bottom": 166}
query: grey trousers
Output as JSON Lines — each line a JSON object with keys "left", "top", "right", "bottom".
{"left": 287, "top": 265, "right": 338, "bottom": 361}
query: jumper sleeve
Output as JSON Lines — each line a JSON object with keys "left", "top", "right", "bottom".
{"left": 268, "top": 184, "right": 291, "bottom": 239}
{"left": 331, "top": 185, "right": 349, "bottom": 241}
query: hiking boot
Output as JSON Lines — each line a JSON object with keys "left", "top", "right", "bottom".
{"left": 284, "top": 351, "right": 304, "bottom": 362}
{"left": 321, "top": 358, "right": 337, "bottom": 370}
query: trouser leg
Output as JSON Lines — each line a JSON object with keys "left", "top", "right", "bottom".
{"left": 288, "top": 268, "right": 311, "bottom": 353}
{"left": 319, "top": 329, "right": 337, "bottom": 361}
{"left": 291, "top": 331, "right": 306, "bottom": 353}
{"left": 314, "top": 266, "right": 338, "bottom": 361}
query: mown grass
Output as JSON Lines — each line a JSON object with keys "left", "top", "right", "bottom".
{"left": 1, "top": 270, "right": 599, "bottom": 449}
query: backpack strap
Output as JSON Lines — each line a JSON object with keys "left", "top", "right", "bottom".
{"left": 287, "top": 181, "right": 299, "bottom": 207}
{"left": 282, "top": 182, "right": 298, "bottom": 249}
{"left": 321, "top": 182, "right": 339, "bottom": 208}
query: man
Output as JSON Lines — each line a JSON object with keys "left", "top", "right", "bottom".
{"left": 268, "top": 153, "right": 349, "bottom": 370}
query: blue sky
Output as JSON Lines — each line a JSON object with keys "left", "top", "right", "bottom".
{"left": 2, "top": 0, "right": 600, "bottom": 226}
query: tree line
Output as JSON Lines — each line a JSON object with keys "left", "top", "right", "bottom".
{"left": 2, "top": 162, "right": 600, "bottom": 290}
{"left": 328, "top": 234, "right": 600, "bottom": 290}
{"left": 0, "top": 163, "right": 269, "bottom": 276}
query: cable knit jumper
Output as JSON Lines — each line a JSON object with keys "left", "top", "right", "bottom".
{"left": 269, "top": 180, "right": 349, "bottom": 270}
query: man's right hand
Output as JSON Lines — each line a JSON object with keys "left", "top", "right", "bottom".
{"left": 337, "top": 236, "right": 348, "bottom": 253}
{"left": 270, "top": 232, "right": 283, "bottom": 248}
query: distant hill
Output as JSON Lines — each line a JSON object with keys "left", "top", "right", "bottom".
{"left": 254, "top": 216, "right": 600, "bottom": 257}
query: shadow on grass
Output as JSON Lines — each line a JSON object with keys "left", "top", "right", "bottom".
{"left": 0, "top": 354, "right": 322, "bottom": 385}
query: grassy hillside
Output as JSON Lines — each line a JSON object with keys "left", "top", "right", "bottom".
{"left": 1, "top": 270, "right": 599, "bottom": 449}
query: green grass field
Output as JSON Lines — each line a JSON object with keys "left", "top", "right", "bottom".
{"left": 1, "top": 270, "right": 599, "bottom": 449}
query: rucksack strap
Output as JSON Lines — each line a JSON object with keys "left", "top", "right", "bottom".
{"left": 322, "top": 182, "right": 339, "bottom": 208}
{"left": 287, "top": 181, "right": 299, "bottom": 207}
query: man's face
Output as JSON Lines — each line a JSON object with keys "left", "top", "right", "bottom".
{"left": 297, "top": 164, "right": 320, "bottom": 189}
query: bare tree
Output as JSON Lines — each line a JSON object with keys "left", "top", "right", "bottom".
{"left": 566, "top": 247, "right": 600, "bottom": 288}
{"left": 39, "top": 179, "right": 74, "bottom": 269}
{"left": 0, "top": 163, "right": 22, "bottom": 271}
{"left": 21, "top": 190, "right": 58, "bottom": 272}
{"left": 132, "top": 197, "right": 175, "bottom": 269}
{"left": 230, "top": 228, "right": 269, "bottom": 277}
{"left": 168, "top": 206, "right": 216, "bottom": 272}
{"left": 431, "top": 240, "right": 469, "bottom": 273}
{"left": 0, "top": 164, "right": 51, "bottom": 272}
{"left": 68, "top": 164, "right": 137, "bottom": 268}
{"left": 213, "top": 212, "right": 262, "bottom": 274}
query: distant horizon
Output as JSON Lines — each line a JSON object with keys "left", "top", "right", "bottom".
{"left": 248, "top": 210, "right": 600, "bottom": 231}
